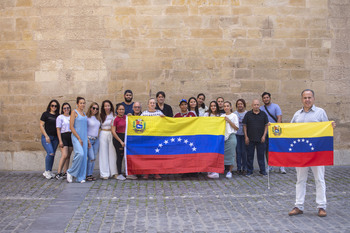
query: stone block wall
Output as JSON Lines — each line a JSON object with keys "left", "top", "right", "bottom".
{"left": 0, "top": 0, "right": 349, "bottom": 170}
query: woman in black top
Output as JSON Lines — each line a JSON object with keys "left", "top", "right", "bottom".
{"left": 40, "top": 100, "right": 60, "bottom": 179}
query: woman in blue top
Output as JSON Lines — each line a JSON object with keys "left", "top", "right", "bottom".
{"left": 67, "top": 97, "right": 90, "bottom": 183}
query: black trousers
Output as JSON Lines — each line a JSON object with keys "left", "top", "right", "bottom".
{"left": 113, "top": 133, "right": 125, "bottom": 175}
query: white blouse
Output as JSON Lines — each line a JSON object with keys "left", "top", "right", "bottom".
{"left": 87, "top": 116, "right": 101, "bottom": 137}
{"left": 56, "top": 115, "right": 71, "bottom": 133}
{"left": 101, "top": 113, "right": 114, "bottom": 130}
{"left": 221, "top": 113, "right": 239, "bottom": 140}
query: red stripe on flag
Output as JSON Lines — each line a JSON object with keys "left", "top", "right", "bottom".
{"left": 269, "top": 151, "right": 333, "bottom": 167}
{"left": 126, "top": 153, "right": 224, "bottom": 175}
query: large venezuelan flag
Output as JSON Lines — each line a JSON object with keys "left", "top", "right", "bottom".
{"left": 125, "top": 116, "right": 225, "bottom": 175}
{"left": 268, "top": 121, "right": 334, "bottom": 167}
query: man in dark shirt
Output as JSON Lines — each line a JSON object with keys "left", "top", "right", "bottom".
{"left": 119, "top": 90, "right": 134, "bottom": 115}
{"left": 243, "top": 99, "right": 269, "bottom": 176}
{"left": 155, "top": 91, "right": 173, "bottom": 117}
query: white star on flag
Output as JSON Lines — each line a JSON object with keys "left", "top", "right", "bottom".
{"left": 164, "top": 140, "right": 168, "bottom": 144}
{"left": 184, "top": 139, "right": 188, "bottom": 144}
{"left": 306, "top": 140, "right": 309, "bottom": 143}
{"left": 192, "top": 147, "right": 197, "bottom": 151}
{"left": 289, "top": 148, "right": 292, "bottom": 151}
{"left": 311, "top": 147, "right": 314, "bottom": 150}
{"left": 158, "top": 144, "right": 163, "bottom": 147}
{"left": 294, "top": 141, "right": 296, "bottom": 144}
{"left": 171, "top": 138, "right": 175, "bottom": 142}
{"left": 302, "top": 139, "right": 305, "bottom": 142}
{"left": 298, "top": 139, "right": 300, "bottom": 142}
{"left": 189, "top": 142, "right": 193, "bottom": 147}
{"left": 155, "top": 148, "right": 160, "bottom": 153}
{"left": 309, "top": 143, "right": 312, "bottom": 146}
{"left": 177, "top": 137, "right": 182, "bottom": 142}
{"left": 290, "top": 144, "right": 293, "bottom": 147}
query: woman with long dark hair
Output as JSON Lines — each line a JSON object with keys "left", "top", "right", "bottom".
{"left": 203, "top": 100, "right": 221, "bottom": 178}
{"left": 187, "top": 97, "right": 199, "bottom": 117}
{"left": 197, "top": 93, "right": 208, "bottom": 116}
{"left": 86, "top": 102, "right": 101, "bottom": 181}
{"left": 40, "top": 99, "right": 60, "bottom": 179}
{"left": 112, "top": 103, "right": 137, "bottom": 180}
{"left": 67, "top": 97, "right": 89, "bottom": 183}
{"left": 204, "top": 101, "right": 220, "bottom": 117}
{"left": 55, "top": 103, "right": 73, "bottom": 180}
{"left": 99, "top": 100, "right": 117, "bottom": 180}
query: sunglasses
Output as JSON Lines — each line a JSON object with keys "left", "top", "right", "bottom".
{"left": 92, "top": 107, "right": 99, "bottom": 111}
{"left": 63, "top": 107, "right": 70, "bottom": 110}
{"left": 51, "top": 104, "right": 57, "bottom": 108}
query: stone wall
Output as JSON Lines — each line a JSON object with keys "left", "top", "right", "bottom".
{"left": 0, "top": 0, "right": 349, "bottom": 170}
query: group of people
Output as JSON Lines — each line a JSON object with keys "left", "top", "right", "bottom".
{"left": 39, "top": 89, "right": 289, "bottom": 181}
{"left": 39, "top": 88, "right": 335, "bottom": 217}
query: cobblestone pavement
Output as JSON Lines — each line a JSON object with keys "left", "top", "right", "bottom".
{"left": 0, "top": 167, "right": 349, "bottom": 233}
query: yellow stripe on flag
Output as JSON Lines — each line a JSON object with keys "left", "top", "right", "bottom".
{"left": 127, "top": 116, "right": 225, "bottom": 136}
{"left": 269, "top": 121, "right": 333, "bottom": 138}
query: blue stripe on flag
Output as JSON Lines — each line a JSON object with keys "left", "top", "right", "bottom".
{"left": 269, "top": 136, "right": 333, "bottom": 153}
{"left": 126, "top": 135, "right": 224, "bottom": 155}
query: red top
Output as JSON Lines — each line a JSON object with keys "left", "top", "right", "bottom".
{"left": 113, "top": 115, "right": 126, "bottom": 133}
{"left": 174, "top": 112, "right": 196, "bottom": 118}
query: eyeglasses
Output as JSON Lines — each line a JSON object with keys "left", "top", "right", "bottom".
{"left": 92, "top": 107, "right": 99, "bottom": 111}
{"left": 51, "top": 104, "right": 57, "bottom": 108}
{"left": 134, "top": 106, "right": 141, "bottom": 108}
{"left": 63, "top": 107, "right": 70, "bottom": 110}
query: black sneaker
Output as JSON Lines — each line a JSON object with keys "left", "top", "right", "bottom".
{"left": 62, "top": 173, "right": 67, "bottom": 178}
{"left": 55, "top": 173, "right": 63, "bottom": 180}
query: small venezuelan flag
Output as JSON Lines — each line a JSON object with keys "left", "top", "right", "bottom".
{"left": 268, "top": 122, "right": 334, "bottom": 167}
{"left": 125, "top": 116, "right": 225, "bottom": 175}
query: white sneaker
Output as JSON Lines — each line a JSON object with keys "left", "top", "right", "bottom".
{"left": 80, "top": 180, "right": 86, "bottom": 183}
{"left": 126, "top": 175, "right": 138, "bottom": 180}
{"left": 208, "top": 172, "right": 219, "bottom": 179}
{"left": 280, "top": 167, "right": 287, "bottom": 174}
{"left": 67, "top": 172, "right": 73, "bottom": 183}
{"left": 116, "top": 174, "right": 126, "bottom": 181}
{"left": 226, "top": 171, "right": 232, "bottom": 179}
{"left": 43, "top": 171, "right": 52, "bottom": 179}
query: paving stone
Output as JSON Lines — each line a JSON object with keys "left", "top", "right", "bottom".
{"left": 0, "top": 167, "right": 350, "bottom": 232}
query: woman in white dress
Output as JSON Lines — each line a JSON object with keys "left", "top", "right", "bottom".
{"left": 99, "top": 100, "right": 117, "bottom": 180}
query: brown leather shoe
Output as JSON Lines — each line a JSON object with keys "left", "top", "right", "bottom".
{"left": 318, "top": 208, "right": 327, "bottom": 217}
{"left": 288, "top": 207, "right": 303, "bottom": 216}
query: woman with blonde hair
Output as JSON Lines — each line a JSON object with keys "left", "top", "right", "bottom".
{"left": 86, "top": 102, "right": 101, "bottom": 181}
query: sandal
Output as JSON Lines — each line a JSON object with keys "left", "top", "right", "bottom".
{"left": 86, "top": 175, "right": 96, "bottom": 181}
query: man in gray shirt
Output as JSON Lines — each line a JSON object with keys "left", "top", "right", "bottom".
{"left": 288, "top": 89, "right": 336, "bottom": 218}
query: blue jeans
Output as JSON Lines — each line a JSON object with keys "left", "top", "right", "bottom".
{"left": 87, "top": 138, "right": 99, "bottom": 176}
{"left": 41, "top": 135, "right": 59, "bottom": 171}
{"left": 246, "top": 141, "right": 266, "bottom": 174}
{"left": 236, "top": 135, "right": 247, "bottom": 171}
